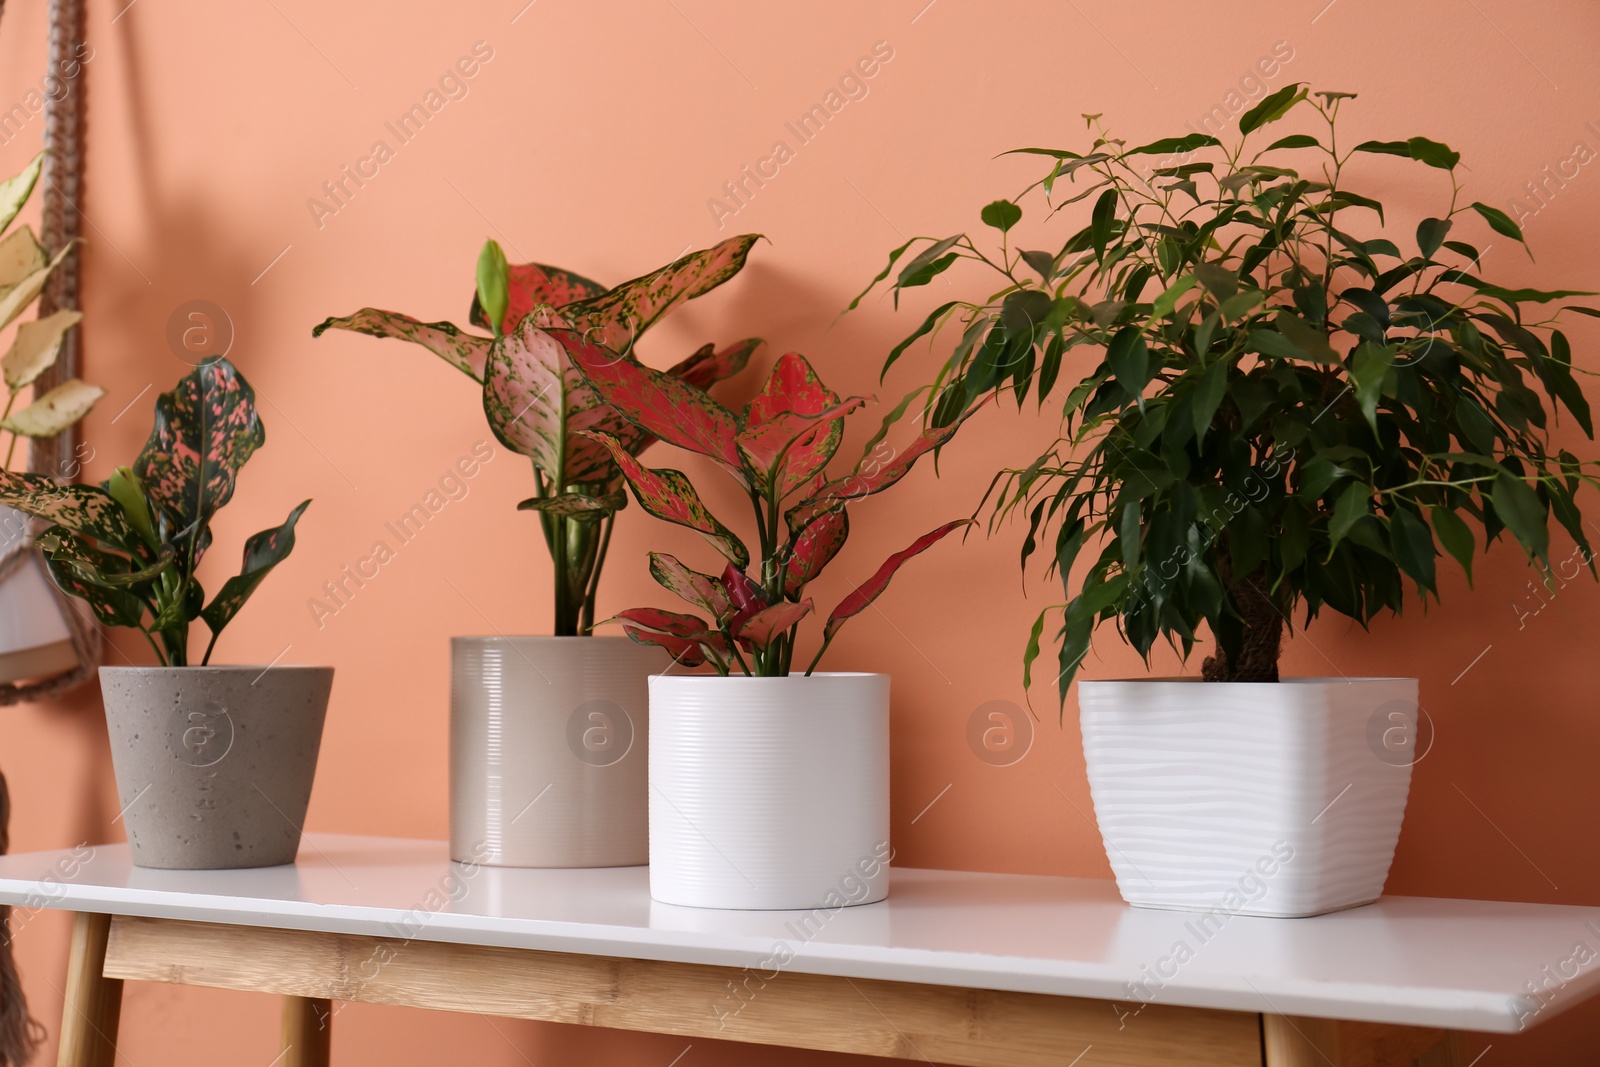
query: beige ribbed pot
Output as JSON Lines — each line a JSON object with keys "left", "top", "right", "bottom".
{"left": 450, "top": 636, "right": 665, "bottom": 868}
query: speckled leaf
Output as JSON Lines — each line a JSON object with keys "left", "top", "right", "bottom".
{"left": 604, "top": 606, "right": 709, "bottom": 637}
{"left": 313, "top": 309, "right": 493, "bottom": 382}
{"left": 734, "top": 598, "right": 812, "bottom": 650}
{"left": 566, "top": 329, "right": 742, "bottom": 469}
{"left": 786, "top": 412, "right": 973, "bottom": 533}
{"left": 133, "top": 357, "right": 265, "bottom": 531}
{"left": 482, "top": 318, "right": 625, "bottom": 482}
{"left": 785, "top": 509, "right": 849, "bottom": 596}
{"left": 0, "top": 470, "right": 135, "bottom": 547}
{"left": 669, "top": 337, "right": 764, "bottom": 391}
{"left": 3, "top": 309, "right": 82, "bottom": 390}
{"left": 618, "top": 624, "right": 724, "bottom": 668}
{"left": 737, "top": 352, "right": 859, "bottom": 498}
{"left": 470, "top": 262, "right": 608, "bottom": 335}
{"left": 560, "top": 234, "right": 760, "bottom": 354}
{"left": 722, "top": 562, "right": 768, "bottom": 635}
{"left": 580, "top": 430, "right": 748, "bottom": 567}
{"left": 516, "top": 490, "right": 626, "bottom": 521}
{"left": 2, "top": 378, "right": 103, "bottom": 437}
{"left": 0, "top": 225, "right": 45, "bottom": 289}
{"left": 0, "top": 153, "right": 43, "bottom": 237}
{"left": 38, "top": 529, "right": 173, "bottom": 589}
{"left": 824, "top": 520, "right": 970, "bottom": 641}
{"left": 200, "top": 499, "right": 311, "bottom": 639}
{"left": 41, "top": 550, "right": 144, "bottom": 628}
{"left": 649, "top": 551, "right": 731, "bottom": 619}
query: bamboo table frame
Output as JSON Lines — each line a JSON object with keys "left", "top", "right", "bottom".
{"left": 5, "top": 836, "right": 1589, "bottom": 1067}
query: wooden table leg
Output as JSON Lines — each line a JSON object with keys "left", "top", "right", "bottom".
{"left": 1262, "top": 1014, "right": 1339, "bottom": 1066}
{"left": 56, "top": 912, "right": 122, "bottom": 1067}
{"left": 279, "top": 996, "right": 331, "bottom": 1067}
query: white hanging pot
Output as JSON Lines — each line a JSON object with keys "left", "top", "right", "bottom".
{"left": 0, "top": 506, "right": 78, "bottom": 686}
{"left": 1078, "top": 677, "right": 1417, "bottom": 918}
{"left": 649, "top": 672, "right": 890, "bottom": 910}
{"left": 450, "top": 636, "right": 665, "bottom": 868}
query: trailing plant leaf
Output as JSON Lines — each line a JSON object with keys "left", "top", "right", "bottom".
{"left": 2, "top": 309, "right": 81, "bottom": 390}
{"left": 1, "top": 378, "right": 104, "bottom": 437}
{"left": 0, "top": 242, "right": 71, "bottom": 332}
{"left": 0, "top": 152, "right": 43, "bottom": 236}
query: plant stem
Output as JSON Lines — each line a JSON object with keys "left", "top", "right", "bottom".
{"left": 580, "top": 512, "right": 614, "bottom": 635}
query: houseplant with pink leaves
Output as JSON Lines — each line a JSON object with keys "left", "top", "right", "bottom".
{"left": 564, "top": 330, "right": 977, "bottom": 909}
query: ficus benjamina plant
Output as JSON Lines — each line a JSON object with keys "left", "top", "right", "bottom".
{"left": 558, "top": 332, "right": 974, "bottom": 676}
{"left": 862, "top": 84, "right": 1599, "bottom": 702}
{"left": 0, "top": 357, "right": 309, "bottom": 666}
{"left": 315, "top": 236, "right": 762, "bottom": 637}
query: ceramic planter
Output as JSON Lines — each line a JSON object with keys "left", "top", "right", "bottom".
{"left": 450, "top": 636, "right": 664, "bottom": 868}
{"left": 649, "top": 672, "right": 890, "bottom": 910}
{"left": 100, "top": 665, "right": 333, "bottom": 870}
{"left": 1078, "top": 677, "right": 1418, "bottom": 918}
{"left": 0, "top": 506, "right": 78, "bottom": 685}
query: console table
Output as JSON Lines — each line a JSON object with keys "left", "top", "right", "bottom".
{"left": 1, "top": 834, "right": 1594, "bottom": 1066}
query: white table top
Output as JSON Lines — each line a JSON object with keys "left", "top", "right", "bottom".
{"left": 0, "top": 833, "right": 1590, "bottom": 1033}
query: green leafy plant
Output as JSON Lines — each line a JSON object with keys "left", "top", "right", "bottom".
{"left": 315, "top": 236, "right": 762, "bottom": 636}
{"left": 0, "top": 151, "right": 98, "bottom": 468}
{"left": 565, "top": 332, "right": 972, "bottom": 675}
{"left": 0, "top": 357, "right": 309, "bottom": 665}
{"left": 863, "top": 85, "right": 1598, "bottom": 701}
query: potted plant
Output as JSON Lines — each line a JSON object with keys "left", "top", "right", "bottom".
{"left": 0, "top": 356, "right": 326, "bottom": 870}
{"left": 566, "top": 332, "right": 973, "bottom": 908}
{"left": 314, "top": 236, "right": 761, "bottom": 868}
{"left": 863, "top": 86, "right": 1597, "bottom": 916}
{"left": 0, "top": 151, "right": 102, "bottom": 688}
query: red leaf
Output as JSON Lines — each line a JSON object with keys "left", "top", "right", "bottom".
{"left": 721, "top": 563, "right": 769, "bottom": 629}
{"left": 824, "top": 520, "right": 971, "bottom": 641}
{"left": 736, "top": 352, "right": 860, "bottom": 498}
{"left": 560, "top": 329, "right": 742, "bottom": 470}
{"left": 648, "top": 552, "right": 731, "bottom": 619}
{"left": 785, "top": 509, "right": 849, "bottom": 596}
{"left": 735, "top": 598, "right": 813, "bottom": 650}
{"left": 582, "top": 431, "right": 748, "bottom": 567}
{"left": 786, "top": 409, "right": 975, "bottom": 533}
{"left": 668, "top": 337, "right": 764, "bottom": 391}
{"left": 560, "top": 235, "right": 760, "bottom": 354}
{"left": 472, "top": 262, "right": 607, "bottom": 335}
{"left": 605, "top": 606, "right": 708, "bottom": 637}
{"left": 620, "top": 624, "right": 729, "bottom": 668}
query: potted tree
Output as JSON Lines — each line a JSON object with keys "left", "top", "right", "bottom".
{"left": 0, "top": 356, "right": 326, "bottom": 870}
{"left": 0, "top": 151, "right": 101, "bottom": 688}
{"left": 314, "top": 237, "right": 761, "bottom": 868}
{"left": 568, "top": 332, "right": 973, "bottom": 909}
{"left": 864, "top": 86, "right": 1598, "bottom": 916}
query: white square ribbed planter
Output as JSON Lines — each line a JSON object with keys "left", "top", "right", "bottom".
{"left": 649, "top": 672, "right": 890, "bottom": 910}
{"left": 1078, "top": 677, "right": 1418, "bottom": 918}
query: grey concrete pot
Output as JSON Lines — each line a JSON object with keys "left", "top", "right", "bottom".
{"left": 450, "top": 636, "right": 664, "bottom": 867}
{"left": 99, "top": 665, "right": 333, "bottom": 870}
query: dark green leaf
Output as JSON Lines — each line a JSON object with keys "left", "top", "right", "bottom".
{"left": 1238, "top": 83, "right": 1305, "bottom": 134}
{"left": 1491, "top": 472, "right": 1548, "bottom": 560}
{"left": 980, "top": 199, "right": 1023, "bottom": 233}
{"left": 1430, "top": 505, "right": 1475, "bottom": 583}
{"left": 1106, "top": 327, "right": 1150, "bottom": 398}
{"left": 200, "top": 500, "right": 311, "bottom": 641}
{"left": 1416, "top": 217, "right": 1451, "bottom": 259}
{"left": 1470, "top": 201, "right": 1525, "bottom": 243}
{"left": 1388, "top": 508, "right": 1437, "bottom": 593}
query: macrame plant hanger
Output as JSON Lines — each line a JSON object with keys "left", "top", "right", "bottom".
{"left": 1, "top": 0, "right": 92, "bottom": 1061}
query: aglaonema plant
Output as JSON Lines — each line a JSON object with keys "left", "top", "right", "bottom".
{"left": 0, "top": 151, "right": 99, "bottom": 468}
{"left": 861, "top": 84, "right": 1598, "bottom": 702}
{"left": 0, "top": 357, "right": 309, "bottom": 666}
{"left": 560, "top": 331, "right": 975, "bottom": 675}
{"left": 314, "top": 236, "right": 762, "bottom": 636}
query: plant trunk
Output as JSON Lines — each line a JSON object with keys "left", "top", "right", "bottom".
{"left": 1201, "top": 568, "right": 1285, "bottom": 683}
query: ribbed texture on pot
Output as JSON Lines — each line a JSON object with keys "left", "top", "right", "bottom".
{"left": 1079, "top": 678, "right": 1416, "bottom": 918}
{"left": 450, "top": 636, "right": 665, "bottom": 868}
{"left": 649, "top": 673, "right": 890, "bottom": 910}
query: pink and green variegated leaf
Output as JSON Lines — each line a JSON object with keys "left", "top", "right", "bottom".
{"left": 560, "top": 234, "right": 761, "bottom": 355}
{"left": 785, "top": 408, "right": 978, "bottom": 534}
{"left": 619, "top": 624, "right": 728, "bottom": 668}
{"left": 649, "top": 552, "right": 732, "bottom": 619}
{"left": 824, "top": 520, "right": 971, "bottom": 641}
{"left": 734, "top": 598, "right": 813, "bottom": 650}
{"left": 470, "top": 262, "right": 609, "bottom": 335}
{"left": 482, "top": 317, "right": 623, "bottom": 483}
{"left": 560, "top": 329, "right": 742, "bottom": 469}
{"left": 669, "top": 337, "right": 764, "bottom": 391}
{"left": 313, "top": 309, "right": 493, "bottom": 382}
{"left": 199, "top": 499, "right": 310, "bottom": 638}
{"left": 785, "top": 509, "right": 849, "bottom": 597}
{"left": 582, "top": 431, "right": 749, "bottom": 567}
{"left": 0, "top": 470, "right": 136, "bottom": 547}
{"left": 40, "top": 551, "right": 144, "bottom": 628}
{"left": 517, "top": 490, "right": 626, "bottom": 522}
{"left": 721, "top": 563, "right": 768, "bottom": 627}
{"left": 603, "top": 606, "right": 709, "bottom": 637}
{"left": 133, "top": 358, "right": 264, "bottom": 532}
{"left": 736, "top": 398, "right": 865, "bottom": 498}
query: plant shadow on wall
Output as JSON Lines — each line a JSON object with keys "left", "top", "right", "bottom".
{"left": 860, "top": 84, "right": 1600, "bottom": 701}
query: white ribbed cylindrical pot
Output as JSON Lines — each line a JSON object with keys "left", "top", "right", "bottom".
{"left": 451, "top": 636, "right": 665, "bottom": 868}
{"left": 649, "top": 673, "right": 890, "bottom": 910}
{"left": 1079, "top": 678, "right": 1418, "bottom": 918}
